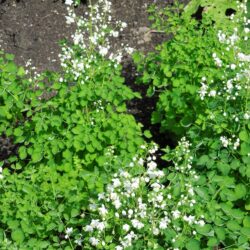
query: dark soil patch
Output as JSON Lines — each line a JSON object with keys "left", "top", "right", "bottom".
{"left": 0, "top": 0, "right": 189, "bottom": 162}
{"left": 0, "top": 0, "right": 170, "bottom": 71}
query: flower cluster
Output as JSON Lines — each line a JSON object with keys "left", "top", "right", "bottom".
{"left": 60, "top": 0, "right": 133, "bottom": 82}
{"left": 198, "top": 1, "right": 250, "bottom": 142}
{"left": 0, "top": 166, "right": 3, "bottom": 179}
{"left": 220, "top": 135, "right": 240, "bottom": 150}
{"left": 65, "top": 142, "right": 204, "bottom": 249}
{"left": 212, "top": 52, "right": 223, "bottom": 67}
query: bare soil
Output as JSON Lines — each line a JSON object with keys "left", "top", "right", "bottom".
{"left": 0, "top": 0, "right": 172, "bottom": 71}
{"left": 0, "top": 0, "right": 188, "bottom": 160}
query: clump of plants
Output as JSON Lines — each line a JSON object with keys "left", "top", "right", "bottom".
{"left": 0, "top": 0, "right": 249, "bottom": 249}
{"left": 134, "top": 0, "right": 250, "bottom": 248}
{"left": 0, "top": 0, "right": 145, "bottom": 248}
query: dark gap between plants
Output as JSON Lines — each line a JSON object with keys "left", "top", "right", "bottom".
{"left": 122, "top": 60, "right": 176, "bottom": 169}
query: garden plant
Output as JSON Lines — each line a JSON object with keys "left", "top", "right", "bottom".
{"left": 0, "top": 0, "right": 249, "bottom": 249}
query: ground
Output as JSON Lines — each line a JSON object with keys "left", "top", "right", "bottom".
{"left": 0, "top": 0, "right": 188, "bottom": 160}
{"left": 0, "top": 0, "right": 170, "bottom": 71}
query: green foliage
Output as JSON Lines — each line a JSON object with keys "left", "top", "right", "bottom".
{"left": 0, "top": 157, "right": 111, "bottom": 248}
{"left": 0, "top": 0, "right": 250, "bottom": 249}
{"left": 183, "top": 0, "right": 239, "bottom": 28}
{"left": 0, "top": 52, "right": 143, "bottom": 169}
{"left": 0, "top": 45, "right": 144, "bottom": 248}
{"left": 134, "top": 1, "right": 250, "bottom": 248}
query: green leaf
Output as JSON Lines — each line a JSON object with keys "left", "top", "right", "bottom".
{"left": 144, "top": 130, "right": 152, "bottom": 139}
{"left": 31, "top": 150, "right": 43, "bottom": 163}
{"left": 5, "top": 53, "right": 15, "bottom": 61}
{"left": 239, "top": 130, "right": 249, "bottom": 142}
{"left": 86, "top": 144, "right": 95, "bottom": 153}
{"left": 217, "top": 162, "right": 230, "bottom": 175}
{"left": 146, "top": 85, "right": 155, "bottom": 97}
{"left": 11, "top": 229, "right": 25, "bottom": 243}
{"left": 241, "top": 227, "right": 250, "bottom": 237}
{"left": 207, "top": 237, "right": 218, "bottom": 247}
{"left": 195, "top": 187, "right": 209, "bottom": 200}
{"left": 5, "top": 62, "right": 17, "bottom": 73}
{"left": 19, "top": 146, "right": 27, "bottom": 160}
{"left": 197, "top": 155, "right": 209, "bottom": 166}
{"left": 196, "top": 224, "right": 214, "bottom": 236}
{"left": 132, "top": 51, "right": 143, "bottom": 64}
{"left": 227, "top": 220, "right": 241, "bottom": 231}
{"left": 238, "top": 235, "right": 248, "bottom": 245}
{"left": 245, "top": 202, "right": 250, "bottom": 211}
{"left": 71, "top": 208, "right": 79, "bottom": 218}
{"left": 215, "top": 227, "right": 225, "bottom": 240}
{"left": 240, "top": 142, "right": 250, "bottom": 156}
{"left": 17, "top": 67, "right": 25, "bottom": 77}
{"left": 14, "top": 127, "right": 23, "bottom": 137}
{"left": 63, "top": 149, "right": 72, "bottom": 160}
{"left": 243, "top": 216, "right": 250, "bottom": 228}
{"left": 186, "top": 239, "right": 200, "bottom": 250}
{"left": 235, "top": 184, "right": 247, "bottom": 199}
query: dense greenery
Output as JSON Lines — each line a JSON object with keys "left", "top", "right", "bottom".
{"left": 134, "top": 0, "right": 250, "bottom": 248}
{"left": 0, "top": 0, "right": 249, "bottom": 249}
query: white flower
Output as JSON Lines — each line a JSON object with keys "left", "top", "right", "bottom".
{"left": 151, "top": 183, "right": 162, "bottom": 192}
{"left": 97, "top": 222, "right": 105, "bottom": 231}
{"left": 98, "top": 204, "right": 108, "bottom": 217}
{"left": 116, "top": 246, "right": 123, "bottom": 250}
{"left": 65, "top": 0, "right": 73, "bottom": 6}
{"left": 226, "top": 79, "right": 233, "bottom": 92}
{"left": 112, "top": 31, "right": 119, "bottom": 37}
{"left": 98, "top": 193, "right": 105, "bottom": 200}
{"left": 220, "top": 136, "right": 230, "bottom": 148}
{"left": 89, "top": 237, "right": 99, "bottom": 246}
{"left": 159, "top": 218, "right": 168, "bottom": 229}
{"left": 90, "top": 219, "right": 105, "bottom": 231}
{"left": 183, "top": 215, "right": 195, "bottom": 225}
{"left": 197, "top": 220, "right": 205, "bottom": 226}
{"left": 89, "top": 203, "right": 97, "bottom": 211}
{"left": 65, "top": 15, "right": 75, "bottom": 24}
{"left": 131, "top": 219, "right": 144, "bottom": 229}
{"left": 99, "top": 47, "right": 108, "bottom": 56}
{"left": 121, "top": 22, "right": 127, "bottom": 28}
{"left": 209, "top": 90, "right": 216, "bottom": 97}
{"left": 65, "top": 227, "right": 73, "bottom": 235}
{"left": 172, "top": 210, "right": 181, "bottom": 219}
{"left": 131, "top": 178, "right": 140, "bottom": 189}
{"left": 126, "top": 47, "right": 134, "bottom": 54}
{"left": 74, "top": 238, "right": 83, "bottom": 245}
{"left": 138, "top": 158, "right": 144, "bottom": 166}
{"left": 230, "top": 64, "right": 236, "bottom": 70}
{"left": 153, "top": 227, "right": 159, "bottom": 235}
{"left": 122, "top": 224, "right": 130, "bottom": 232}
{"left": 112, "top": 178, "right": 121, "bottom": 188}
{"left": 128, "top": 209, "right": 133, "bottom": 218}
{"left": 113, "top": 199, "right": 122, "bottom": 209}
{"left": 156, "top": 194, "right": 164, "bottom": 203}
{"left": 244, "top": 112, "right": 250, "bottom": 120}
{"left": 238, "top": 52, "right": 250, "bottom": 62}
{"left": 199, "top": 83, "right": 208, "bottom": 100}
{"left": 85, "top": 225, "right": 93, "bottom": 232}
